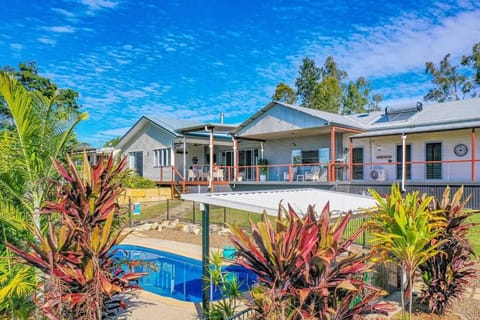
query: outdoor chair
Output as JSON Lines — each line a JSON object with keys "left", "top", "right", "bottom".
{"left": 283, "top": 167, "right": 298, "bottom": 181}
{"left": 213, "top": 168, "right": 224, "bottom": 181}
{"left": 305, "top": 166, "right": 321, "bottom": 181}
{"left": 188, "top": 169, "right": 198, "bottom": 181}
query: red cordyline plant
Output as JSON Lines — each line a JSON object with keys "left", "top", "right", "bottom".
{"left": 419, "top": 186, "right": 480, "bottom": 315}
{"left": 228, "top": 202, "right": 393, "bottom": 320}
{"left": 7, "top": 154, "right": 146, "bottom": 320}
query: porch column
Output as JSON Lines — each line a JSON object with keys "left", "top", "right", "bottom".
{"left": 401, "top": 134, "right": 407, "bottom": 192}
{"left": 472, "top": 128, "right": 476, "bottom": 182}
{"left": 329, "top": 127, "right": 336, "bottom": 182}
{"left": 349, "top": 138, "right": 353, "bottom": 181}
{"left": 183, "top": 138, "right": 187, "bottom": 180}
{"left": 200, "top": 203, "right": 210, "bottom": 319}
{"left": 170, "top": 142, "right": 176, "bottom": 181}
{"left": 208, "top": 126, "right": 214, "bottom": 192}
{"left": 233, "top": 138, "right": 238, "bottom": 181}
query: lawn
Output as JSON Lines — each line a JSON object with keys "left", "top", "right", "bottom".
{"left": 466, "top": 212, "right": 480, "bottom": 255}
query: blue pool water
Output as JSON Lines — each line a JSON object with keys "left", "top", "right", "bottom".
{"left": 114, "top": 244, "right": 256, "bottom": 302}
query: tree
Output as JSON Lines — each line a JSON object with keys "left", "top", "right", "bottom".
{"left": 343, "top": 77, "right": 371, "bottom": 115}
{"left": 103, "top": 136, "right": 121, "bottom": 147}
{"left": 1, "top": 61, "right": 81, "bottom": 128}
{"left": 292, "top": 56, "right": 382, "bottom": 114}
{"left": 424, "top": 53, "right": 473, "bottom": 102}
{"left": 365, "top": 184, "right": 445, "bottom": 320}
{"left": 315, "top": 76, "right": 343, "bottom": 113}
{"left": 0, "top": 71, "right": 86, "bottom": 317}
{"left": 272, "top": 82, "right": 296, "bottom": 104}
{"left": 461, "top": 42, "right": 480, "bottom": 93}
{"left": 295, "top": 57, "right": 321, "bottom": 109}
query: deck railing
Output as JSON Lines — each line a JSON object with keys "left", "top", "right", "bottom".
{"left": 156, "top": 158, "right": 480, "bottom": 184}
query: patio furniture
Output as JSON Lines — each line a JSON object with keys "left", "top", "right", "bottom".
{"left": 213, "top": 168, "right": 224, "bottom": 181}
{"left": 305, "top": 166, "right": 321, "bottom": 181}
{"left": 283, "top": 167, "right": 299, "bottom": 181}
{"left": 188, "top": 168, "right": 199, "bottom": 181}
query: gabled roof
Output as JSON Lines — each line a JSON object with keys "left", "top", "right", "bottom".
{"left": 234, "top": 101, "right": 366, "bottom": 137}
{"left": 352, "top": 98, "right": 480, "bottom": 138}
{"left": 116, "top": 115, "right": 213, "bottom": 149}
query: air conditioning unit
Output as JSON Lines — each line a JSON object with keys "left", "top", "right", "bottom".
{"left": 370, "top": 169, "right": 387, "bottom": 181}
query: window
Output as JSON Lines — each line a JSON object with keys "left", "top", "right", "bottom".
{"left": 301, "top": 150, "right": 319, "bottom": 164}
{"left": 291, "top": 148, "right": 330, "bottom": 165}
{"left": 426, "top": 143, "right": 442, "bottom": 179}
{"left": 153, "top": 148, "right": 171, "bottom": 167}
{"left": 352, "top": 147, "right": 364, "bottom": 180}
{"left": 396, "top": 144, "right": 411, "bottom": 180}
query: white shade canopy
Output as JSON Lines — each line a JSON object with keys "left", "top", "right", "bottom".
{"left": 182, "top": 188, "right": 377, "bottom": 216}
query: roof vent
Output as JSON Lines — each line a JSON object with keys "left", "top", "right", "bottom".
{"left": 385, "top": 102, "right": 423, "bottom": 115}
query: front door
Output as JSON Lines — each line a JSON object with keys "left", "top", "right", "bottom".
{"left": 239, "top": 149, "right": 257, "bottom": 180}
{"left": 129, "top": 151, "right": 143, "bottom": 177}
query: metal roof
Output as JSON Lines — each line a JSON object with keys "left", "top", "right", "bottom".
{"left": 116, "top": 116, "right": 233, "bottom": 149}
{"left": 178, "top": 123, "right": 237, "bottom": 134}
{"left": 181, "top": 188, "right": 377, "bottom": 216}
{"left": 351, "top": 98, "right": 480, "bottom": 138}
{"left": 234, "top": 101, "right": 366, "bottom": 136}
{"left": 352, "top": 120, "right": 480, "bottom": 138}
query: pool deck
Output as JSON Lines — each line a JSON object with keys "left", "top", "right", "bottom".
{"left": 118, "top": 232, "right": 227, "bottom": 319}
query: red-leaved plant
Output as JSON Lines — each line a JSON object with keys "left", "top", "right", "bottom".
{"left": 419, "top": 186, "right": 479, "bottom": 314}
{"left": 7, "top": 155, "right": 146, "bottom": 320}
{"left": 228, "top": 202, "right": 394, "bottom": 320}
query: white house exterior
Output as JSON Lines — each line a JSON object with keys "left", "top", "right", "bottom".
{"left": 113, "top": 98, "right": 480, "bottom": 187}
{"left": 115, "top": 116, "right": 236, "bottom": 183}
{"left": 347, "top": 99, "right": 480, "bottom": 183}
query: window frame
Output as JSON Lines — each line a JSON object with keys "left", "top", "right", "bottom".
{"left": 153, "top": 148, "right": 171, "bottom": 167}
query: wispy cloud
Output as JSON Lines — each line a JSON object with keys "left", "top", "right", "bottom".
{"left": 80, "top": 0, "right": 120, "bottom": 12}
{"left": 51, "top": 8, "right": 76, "bottom": 18}
{"left": 38, "top": 36, "right": 56, "bottom": 45}
{"left": 260, "top": 2, "right": 480, "bottom": 104}
{"left": 48, "top": 25, "right": 76, "bottom": 33}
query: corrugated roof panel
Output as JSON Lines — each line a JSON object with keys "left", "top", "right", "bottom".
{"left": 182, "top": 188, "right": 377, "bottom": 216}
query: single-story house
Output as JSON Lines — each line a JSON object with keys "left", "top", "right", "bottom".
{"left": 114, "top": 98, "right": 480, "bottom": 188}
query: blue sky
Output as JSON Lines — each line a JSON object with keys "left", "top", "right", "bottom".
{"left": 1, "top": 0, "right": 479, "bottom": 146}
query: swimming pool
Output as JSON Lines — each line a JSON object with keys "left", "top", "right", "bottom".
{"left": 115, "top": 244, "right": 256, "bottom": 302}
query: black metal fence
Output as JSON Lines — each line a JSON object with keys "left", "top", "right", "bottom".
{"left": 227, "top": 308, "right": 256, "bottom": 320}
{"left": 125, "top": 198, "right": 401, "bottom": 308}
{"left": 126, "top": 198, "right": 374, "bottom": 249}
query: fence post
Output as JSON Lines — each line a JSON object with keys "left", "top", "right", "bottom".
{"left": 193, "top": 201, "right": 196, "bottom": 224}
{"left": 166, "top": 199, "right": 170, "bottom": 220}
{"left": 128, "top": 197, "right": 132, "bottom": 227}
{"left": 223, "top": 207, "right": 227, "bottom": 227}
{"left": 362, "top": 216, "right": 367, "bottom": 248}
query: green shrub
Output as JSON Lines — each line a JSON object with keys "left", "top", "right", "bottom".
{"left": 120, "top": 169, "right": 156, "bottom": 188}
{"left": 229, "top": 203, "right": 392, "bottom": 319}
{"left": 419, "top": 186, "right": 479, "bottom": 315}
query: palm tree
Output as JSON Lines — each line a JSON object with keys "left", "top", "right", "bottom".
{"left": 365, "top": 184, "right": 445, "bottom": 320}
{"left": 0, "top": 71, "right": 86, "bottom": 318}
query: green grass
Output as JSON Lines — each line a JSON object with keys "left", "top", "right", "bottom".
{"left": 129, "top": 200, "right": 182, "bottom": 222}
{"left": 466, "top": 212, "right": 480, "bottom": 255}
{"left": 128, "top": 200, "right": 264, "bottom": 228}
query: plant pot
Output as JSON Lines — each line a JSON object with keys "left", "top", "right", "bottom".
{"left": 260, "top": 174, "right": 267, "bottom": 181}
